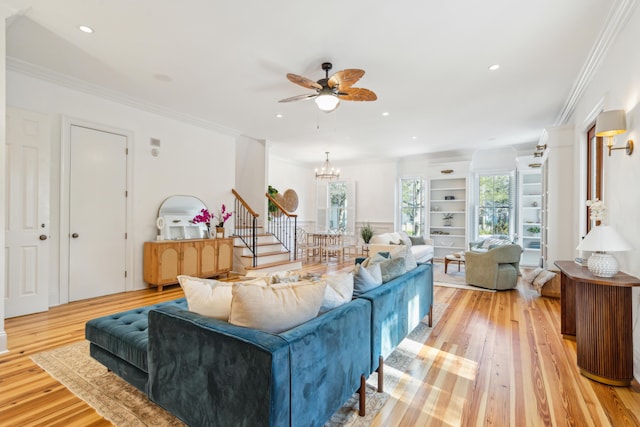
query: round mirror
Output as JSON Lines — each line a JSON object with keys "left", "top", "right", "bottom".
{"left": 157, "top": 195, "right": 208, "bottom": 240}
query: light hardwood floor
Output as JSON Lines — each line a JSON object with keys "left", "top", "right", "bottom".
{"left": 1, "top": 260, "right": 639, "bottom": 426}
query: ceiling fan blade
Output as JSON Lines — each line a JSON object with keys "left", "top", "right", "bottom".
{"left": 286, "top": 73, "right": 322, "bottom": 90}
{"left": 337, "top": 87, "right": 377, "bottom": 101}
{"left": 278, "top": 93, "right": 318, "bottom": 103}
{"left": 328, "top": 69, "right": 365, "bottom": 89}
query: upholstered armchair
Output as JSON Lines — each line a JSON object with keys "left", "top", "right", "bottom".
{"left": 464, "top": 244, "right": 522, "bottom": 290}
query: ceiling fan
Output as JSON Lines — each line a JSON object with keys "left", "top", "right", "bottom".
{"left": 278, "top": 62, "right": 377, "bottom": 112}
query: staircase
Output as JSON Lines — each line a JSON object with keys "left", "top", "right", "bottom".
{"left": 233, "top": 226, "right": 302, "bottom": 274}
{"left": 232, "top": 189, "right": 301, "bottom": 275}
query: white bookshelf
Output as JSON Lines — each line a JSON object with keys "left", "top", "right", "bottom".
{"left": 518, "top": 170, "right": 542, "bottom": 266}
{"left": 429, "top": 176, "right": 467, "bottom": 259}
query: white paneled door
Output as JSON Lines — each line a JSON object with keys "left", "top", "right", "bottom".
{"left": 5, "top": 108, "right": 50, "bottom": 318}
{"left": 69, "top": 125, "right": 127, "bottom": 301}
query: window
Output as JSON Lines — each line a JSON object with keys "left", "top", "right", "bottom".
{"left": 328, "top": 181, "right": 347, "bottom": 231}
{"left": 400, "top": 178, "right": 425, "bottom": 236}
{"left": 315, "top": 180, "right": 356, "bottom": 234}
{"left": 477, "top": 174, "right": 515, "bottom": 237}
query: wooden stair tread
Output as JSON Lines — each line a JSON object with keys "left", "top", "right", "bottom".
{"left": 240, "top": 250, "right": 289, "bottom": 259}
{"left": 234, "top": 241, "right": 284, "bottom": 248}
{"left": 244, "top": 260, "right": 300, "bottom": 270}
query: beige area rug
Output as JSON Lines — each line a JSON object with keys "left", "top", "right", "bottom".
{"left": 432, "top": 261, "right": 497, "bottom": 293}
{"left": 31, "top": 303, "right": 447, "bottom": 427}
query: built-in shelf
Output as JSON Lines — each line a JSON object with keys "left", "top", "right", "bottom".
{"left": 429, "top": 176, "right": 467, "bottom": 259}
{"left": 518, "top": 170, "right": 542, "bottom": 266}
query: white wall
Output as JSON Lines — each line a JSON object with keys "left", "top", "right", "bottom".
{"left": 543, "top": 126, "right": 575, "bottom": 267}
{"left": 569, "top": 4, "right": 640, "bottom": 381}
{"left": 7, "top": 71, "right": 237, "bottom": 303}
{"left": 268, "top": 155, "right": 316, "bottom": 226}
{"left": 235, "top": 136, "right": 266, "bottom": 221}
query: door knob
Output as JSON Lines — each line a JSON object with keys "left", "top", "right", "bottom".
{"left": 72, "top": 233, "right": 79, "bottom": 238}
{"left": 39, "top": 235, "right": 48, "bottom": 241}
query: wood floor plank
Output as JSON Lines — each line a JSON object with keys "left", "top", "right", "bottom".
{"left": 1, "top": 260, "right": 639, "bottom": 426}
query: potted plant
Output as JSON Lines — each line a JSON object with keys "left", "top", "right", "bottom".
{"left": 527, "top": 226, "right": 541, "bottom": 235}
{"left": 442, "top": 213, "right": 454, "bottom": 226}
{"left": 360, "top": 222, "right": 374, "bottom": 244}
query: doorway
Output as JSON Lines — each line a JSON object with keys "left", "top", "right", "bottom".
{"left": 61, "top": 120, "right": 131, "bottom": 302}
{"left": 4, "top": 107, "right": 50, "bottom": 317}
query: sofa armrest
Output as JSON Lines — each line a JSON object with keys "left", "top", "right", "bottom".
{"left": 148, "top": 306, "right": 291, "bottom": 427}
{"left": 280, "top": 299, "right": 372, "bottom": 426}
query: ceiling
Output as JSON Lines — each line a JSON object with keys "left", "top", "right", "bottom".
{"left": 5, "top": 0, "right": 620, "bottom": 164}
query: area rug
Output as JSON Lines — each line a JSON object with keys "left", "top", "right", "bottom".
{"left": 432, "top": 262, "right": 496, "bottom": 292}
{"left": 31, "top": 303, "right": 447, "bottom": 427}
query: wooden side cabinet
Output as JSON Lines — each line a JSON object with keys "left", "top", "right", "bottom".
{"left": 555, "top": 260, "right": 640, "bottom": 386}
{"left": 144, "top": 238, "right": 233, "bottom": 291}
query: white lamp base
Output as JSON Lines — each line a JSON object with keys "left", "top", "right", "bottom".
{"left": 587, "top": 253, "right": 619, "bottom": 277}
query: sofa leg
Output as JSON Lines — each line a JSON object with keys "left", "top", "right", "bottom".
{"left": 358, "top": 374, "right": 366, "bottom": 416}
{"left": 377, "top": 356, "right": 384, "bottom": 392}
{"left": 428, "top": 303, "right": 433, "bottom": 327}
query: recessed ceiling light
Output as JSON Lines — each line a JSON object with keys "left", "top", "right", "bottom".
{"left": 276, "top": 114, "right": 283, "bottom": 118}
{"left": 79, "top": 25, "right": 94, "bottom": 33}
{"left": 153, "top": 73, "right": 172, "bottom": 82}
{"left": 382, "top": 112, "right": 390, "bottom": 116}
{"left": 411, "top": 136, "right": 417, "bottom": 140}
{"left": 488, "top": 64, "right": 500, "bottom": 71}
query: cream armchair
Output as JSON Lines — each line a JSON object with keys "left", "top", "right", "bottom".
{"left": 464, "top": 244, "right": 522, "bottom": 290}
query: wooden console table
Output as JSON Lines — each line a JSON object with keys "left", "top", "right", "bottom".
{"left": 555, "top": 260, "right": 640, "bottom": 386}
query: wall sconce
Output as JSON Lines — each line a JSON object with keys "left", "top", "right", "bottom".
{"left": 595, "top": 109, "right": 633, "bottom": 156}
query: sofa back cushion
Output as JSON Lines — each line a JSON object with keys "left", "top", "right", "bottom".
{"left": 229, "top": 280, "right": 327, "bottom": 333}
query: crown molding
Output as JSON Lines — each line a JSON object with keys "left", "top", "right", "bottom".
{"left": 6, "top": 57, "right": 241, "bottom": 137}
{"left": 555, "top": 0, "right": 639, "bottom": 125}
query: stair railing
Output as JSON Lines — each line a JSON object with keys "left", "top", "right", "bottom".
{"left": 266, "top": 192, "right": 298, "bottom": 260}
{"left": 232, "top": 189, "right": 259, "bottom": 268}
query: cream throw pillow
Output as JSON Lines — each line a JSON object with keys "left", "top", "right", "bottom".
{"left": 320, "top": 272, "right": 354, "bottom": 312}
{"left": 178, "top": 276, "right": 236, "bottom": 320}
{"left": 229, "top": 280, "right": 327, "bottom": 333}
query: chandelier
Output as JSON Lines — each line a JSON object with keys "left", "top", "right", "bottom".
{"left": 315, "top": 152, "right": 340, "bottom": 180}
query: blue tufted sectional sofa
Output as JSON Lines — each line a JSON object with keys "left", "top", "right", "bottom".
{"left": 85, "top": 263, "right": 433, "bottom": 427}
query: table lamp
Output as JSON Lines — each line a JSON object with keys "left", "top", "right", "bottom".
{"left": 576, "top": 225, "right": 632, "bottom": 277}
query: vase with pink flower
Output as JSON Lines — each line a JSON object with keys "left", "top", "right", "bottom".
{"left": 215, "top": 204, "right": 232, "bottom": 238}
{"left": 192, "top": 208, "right": 213, "bottom": 238}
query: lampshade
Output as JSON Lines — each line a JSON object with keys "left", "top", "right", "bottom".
{"left": 595, "top": 110, "right": 626, "bottom": 138}
{"left": 576, "top": 225, "right": 632, "bottom": 252}
{"left": 577, "top": 225, "right": 632, "bottom": 277}
{"left": 315, "top": 94, "right": 340, "bottom": 112}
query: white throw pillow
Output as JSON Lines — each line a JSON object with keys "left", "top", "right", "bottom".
{"left": 398, "top": 231, "right": 412, "bottom": 247}
{"left": 178, "top": 275, "right": 237, "bottom": 320}
{"left": 229, "top": 280, "right": 327, "bottom": 334}
{"left": 320, "top": 272, "right": 354, "bottom": 312}
{"left": 524, "top": 268, "right": 543, "bottom": 285}
{"left": 388, "top": 232, "right": 402, "bottom": 245}
{"left": 389, "top": 244, "right": 417, "bottom": 271}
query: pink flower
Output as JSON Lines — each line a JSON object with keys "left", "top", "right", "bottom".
{"left": 216, "top": 204, "right": 232, "bottom": 227}
{"left": 192, "top": 208, "right": 212, "bottom": 227}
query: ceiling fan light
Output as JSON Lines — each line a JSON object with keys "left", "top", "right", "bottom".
{"left": 315, "top": 94, "right": 340, "bottom": 112}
